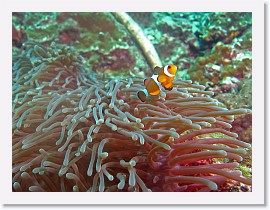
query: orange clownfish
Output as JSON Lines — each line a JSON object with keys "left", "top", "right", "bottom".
{"left": 137, "top": 64, "right": 178, "bottom": 102}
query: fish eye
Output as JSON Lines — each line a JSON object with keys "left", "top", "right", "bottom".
{"left": 168, "top": 65, "right": 171, "bottom": 69}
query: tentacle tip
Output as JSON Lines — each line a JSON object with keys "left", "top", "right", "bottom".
{"left": 136, "top": 119, "right": 141, "bottom": 123}
{"left": 209, "top": 183, "right": 218, "bottom": 191}
{"left": 65, "top": 173, "right": 73, "bottom": 179}
{"left": 20, "top": 171, "right": 28, "bottom": 177}
{"left": 108, "top": 175, "right": 114, "bottom": 181}
{"left": 164, "top": 145, "right": 171, "bottom": 150}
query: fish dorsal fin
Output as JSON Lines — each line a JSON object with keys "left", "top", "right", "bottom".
{"left": 154, "top": 66, "right": 161, "bottom": 71}
{"left": 153, "top": 66, "right": 162, "bottom": 74}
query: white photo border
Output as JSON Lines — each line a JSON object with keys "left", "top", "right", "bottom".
{"left": 0, "top": 0, "right": 265, "bottom": 205}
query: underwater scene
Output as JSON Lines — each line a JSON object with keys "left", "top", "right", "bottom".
{"left": 12, "top": 12, "right": 252, "bottom": 192}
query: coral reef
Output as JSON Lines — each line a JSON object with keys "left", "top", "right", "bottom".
{"left": 61, "top": 13, "right": 129, "bottom": 53}
{"left": 231, "top": 114, "right": 252, "bottom": 144}
{"left": 12, "top": 12, "right": 252, "bottom": 83}
{"left": 188, "top": 32, "right": 252, "bottom": 86}
{"left": 194, "top": 12, "right": 251, "bottom": 49}
{"left": 57, "top": 12, "right": 141, "bottom": 76}
{"left": 23, "top": 12, "right": 59, "bottom": 43}
{"left": 89, "top": 48, "right": 135, "bottom": 77}
{"left": 112, "top": 12, "right": 162, "bottom": 69}
{"left": 12, "top": 25, "right": 26, "bottom": 48}
{"left": 12, "top": 42, "right": 251, "bottom": 192}
{"left": 129, "top": 12, "right": 198, "bottom": 73}
{"left": 128, "top": 12, "right": 251, "bottom": 85}
{"left": 215, "top": 78, "right": 252, "bottom": 109}
{"left": 12, "top": 12, "right": 148, "bottom": 77}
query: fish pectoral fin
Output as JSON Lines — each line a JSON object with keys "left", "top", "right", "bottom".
{"left": 157, "top": 75, "right": 167, "bottom": 83}
{"left": 164, "top": 83, "right": 173, "bottom": 90}
{"left": 164, "top": 86, "right": 173, "bottom": 91}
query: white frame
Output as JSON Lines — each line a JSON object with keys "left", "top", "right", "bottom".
{"left": 0, "top": 0, "right": 265, "bottom": 205}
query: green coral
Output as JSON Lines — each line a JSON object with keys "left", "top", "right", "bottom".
{"left": 24, "top": 12, "right": 59, "bottom": 43}
{"left": 75, "top": 31, "right": 128, "bottom": 53}
{"left": 239, "top": 163, "right": 251, "bottom": 178}
{"left": 238, "top": 148, "right": 252, "bottom": 179}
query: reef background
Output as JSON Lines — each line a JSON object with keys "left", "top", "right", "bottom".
{"left": 12, "top": 12, "right": 252, "bottom": 192}
{"left": 13, "top": 12, "right": 252, "bottom": 109}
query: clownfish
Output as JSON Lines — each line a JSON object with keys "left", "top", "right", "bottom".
{"left": 137, "top": 64, "right": 178, "bottom": 102}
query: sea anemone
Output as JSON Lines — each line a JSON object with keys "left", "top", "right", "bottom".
{"left": 12, "top": 42, "right": 251, "bottom": 192}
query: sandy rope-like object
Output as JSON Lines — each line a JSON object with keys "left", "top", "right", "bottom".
{"left": 112, "top": 12, "right": 162, "bottom": 69}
